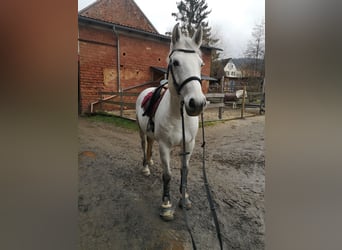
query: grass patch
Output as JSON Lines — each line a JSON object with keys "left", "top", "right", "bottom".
{"left": 85, "top": 112, "right": 252, "bottom": 130}
{"left": 200, "top": 119, "right": 227, "bottom": 128}
{"left": 86, "top": 113, "right": 138, "bottom": 131}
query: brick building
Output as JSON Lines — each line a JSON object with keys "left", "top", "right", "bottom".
{"left": 78, "top": 0, "right": 217, "bottom": 114}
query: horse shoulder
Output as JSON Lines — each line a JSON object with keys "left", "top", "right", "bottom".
{"left": 154, "top": 99, "right": 183, "bottom": 145}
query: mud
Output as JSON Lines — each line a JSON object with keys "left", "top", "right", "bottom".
{"left": 79, "top": 114, "right": 265, "bottom": 249}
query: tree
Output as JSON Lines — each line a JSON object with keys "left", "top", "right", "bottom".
{"left": 170, "top": 0, "right": 220, "bottom": 78}
{"left": 171, "top": 0, "right": 218, "bottom": 47}
{"left": 244, "top": 20, "right": 265, "bottom": 77}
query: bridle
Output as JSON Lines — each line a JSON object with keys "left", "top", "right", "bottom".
{"left": 167, "top": 49, "right": 202, "bottom": 95}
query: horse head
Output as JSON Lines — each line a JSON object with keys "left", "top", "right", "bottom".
{"left": 167, "top": 23, "right": 207, "bottom": 116}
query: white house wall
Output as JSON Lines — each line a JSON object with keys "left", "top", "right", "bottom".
{"left": 224, "top": 60, "right": 242, "bottom": 78}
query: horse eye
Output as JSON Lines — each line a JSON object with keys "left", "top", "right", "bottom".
{"left": 173, "top": 60, "right": 180, "bottom": 67}
{"left": 201, "top": 62, "right": 205, "bottom": 67}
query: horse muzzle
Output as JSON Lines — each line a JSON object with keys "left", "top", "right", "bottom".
{"left": 185, "top": 97, "right": 207, "bottom": 116}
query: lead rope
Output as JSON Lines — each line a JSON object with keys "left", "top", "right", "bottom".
{"left": 200, "top": 112, "right": 224, "bottom": 250}
{"left": 180, "top": 101, "right": 197, "bottom": 250}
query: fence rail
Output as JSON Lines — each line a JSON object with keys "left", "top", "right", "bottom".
{"left": 96, "top": 81, "right": 160, "bottom": 116}
{"left": 94, "top": 85, "right": 264, "bottom": 119}
{"left": 97, "top": 91, "right": 140, "bottom": 116}
{"left": 101, "top": 100, "right": 136, "bottom": 108}
{"left": 100, "top": 92, "right": 140, "bottom": 96}
{"left": 205, "top": 93, "right": 225, "bottom": 119}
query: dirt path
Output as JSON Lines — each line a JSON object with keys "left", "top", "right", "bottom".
{"left": 79, "top": 115, "right": 265, "bottom": 249}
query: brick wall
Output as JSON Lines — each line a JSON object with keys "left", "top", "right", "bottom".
{"left": 78, "top": 25, "right": 117, "bottom": 113}
{"left": 78, "top": 24, "right": 212, "bottom": 113}
{"left": 119, "top": 34, "right": 170, "bottom": 88}
{"left": 78, "top": 25, "right": 170, "bottom": 113}
{"left": 78, "top": 0, "right": 213, "bottom": 113}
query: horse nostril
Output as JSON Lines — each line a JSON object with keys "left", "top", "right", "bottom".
{"left": 189, "top": 98, "right": 195, "bottom": 109}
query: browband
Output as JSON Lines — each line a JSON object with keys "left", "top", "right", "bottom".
{"left": 168, "top": 49, "right": 197, "bottom": 58}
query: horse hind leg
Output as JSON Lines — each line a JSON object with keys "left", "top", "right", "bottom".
{"left": 146, "top": 136, "right": 154, "bottom": 167}
{"left": 139, "top": 128, "right": 151, "bottom": 176}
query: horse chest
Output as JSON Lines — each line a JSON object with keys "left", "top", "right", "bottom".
{"left": 155, "top": 118, "right": 198, "bottom": 146}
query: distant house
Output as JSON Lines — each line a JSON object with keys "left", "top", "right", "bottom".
{"left": 224, "top": 59, "right": 241, "bottom": 78}
{"left": 211, "top": 57, "right": 264, "bottom": 92}
{"left": 78, "top": 0, "right": 217, "bottom": 114}
{"left": 223, "top": 58, "right": 264, "bottom": 78}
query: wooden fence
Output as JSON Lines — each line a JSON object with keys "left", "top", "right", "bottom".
{"left": 99, "top": 91, "right": 139, "bottom": 116}
{"left": 96, "top": 80, "right": 159, "bottom": 116}
{"left": 94, "top": 82, "right": 264, "bottom": 120}
{"left": 206, "top": 85, "right": 265, "bottom": 119}
{"left": 205, "top": 93, "right": 225, "bottom": 119}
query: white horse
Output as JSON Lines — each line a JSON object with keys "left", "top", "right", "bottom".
{"left": 136, "top": 23, "right": 206, "bottom": 221}
{"left": 235, "top": 89, "right": 247, "bottom": 99}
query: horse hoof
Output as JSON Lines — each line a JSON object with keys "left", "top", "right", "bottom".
{"left": 178, "top": 197, "right": 192, "bottom": 210}
{"left": 160, "top": 209, "right": 174, "bottom": 221}
{"left": 142, "top": 166, "right": 150, "bottom": 176}
{"left": 160, "top": 202, "right": 174, "bottom": 221}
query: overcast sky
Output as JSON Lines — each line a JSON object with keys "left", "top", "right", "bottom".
{"left": 78, "top": 0, "right": 264, "bottom": 58}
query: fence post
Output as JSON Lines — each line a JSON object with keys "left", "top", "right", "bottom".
{"left": 99, "top": 89, "right": 103, "bottom": 112}
{"left": 218, "top": 106, "right": 222, "bottom": 119}
{"left": 120, "top": 88, "right": 123, "bottom": 117}
{"left": 219, "top": 77, "right": 224, "bottom": 119}
{"left": 241, "top": 85, "right": 246, "bottom": 119}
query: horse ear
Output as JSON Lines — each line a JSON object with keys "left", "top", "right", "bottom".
{"left": 192, "top": 25, "right": 203, "bottom": 47}
{"left": 172, "top": 23, "right": 181, "bottom": 45}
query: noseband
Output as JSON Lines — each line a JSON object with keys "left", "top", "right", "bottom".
{"left": 167, "top": 49, "right": 202, "bottom": 95}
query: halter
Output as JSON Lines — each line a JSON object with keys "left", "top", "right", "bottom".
{"left": 167, "top": 49, "right": 202, "bottom": 95}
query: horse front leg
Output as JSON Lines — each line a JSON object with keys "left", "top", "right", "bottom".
{"left": 159, "top": 142, "right": 174, "bottom": 221}
{"left": 179, "top": 139, "right": 195, "bottom": 210}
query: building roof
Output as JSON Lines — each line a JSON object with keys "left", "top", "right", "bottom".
{"left": 212, "top": 58, "right": 230, "bottom": 78}
{"left": 229, "top": 58, "right": 264, "bottom": 71}
{"left": 79, "top": 15, "right": 170, "bottom": 41}
{"left": 79, "top": 0, "right": 158, "bottom": 34}
{"left": 78, "top": 15, "right": 220, "bottom": 51}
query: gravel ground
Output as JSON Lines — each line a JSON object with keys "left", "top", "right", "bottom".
{"left": 79, "top": 112, "right": 265, "bottom": 249}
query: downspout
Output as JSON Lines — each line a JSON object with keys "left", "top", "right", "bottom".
{"left": 113, "top": 25, "right": 121, "bottom": 92}
{"left": 90, "top": 25, "right": 121, "bottom": 114}
{"left": 113, "top": 25, "right": 124, "bottom": 116}
{"left": 78, "top": 29, "right": 81, "bottom": 114}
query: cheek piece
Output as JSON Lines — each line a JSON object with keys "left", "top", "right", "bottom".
{"left": 167, "top": 49, "right": 202, "bottom": 95}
